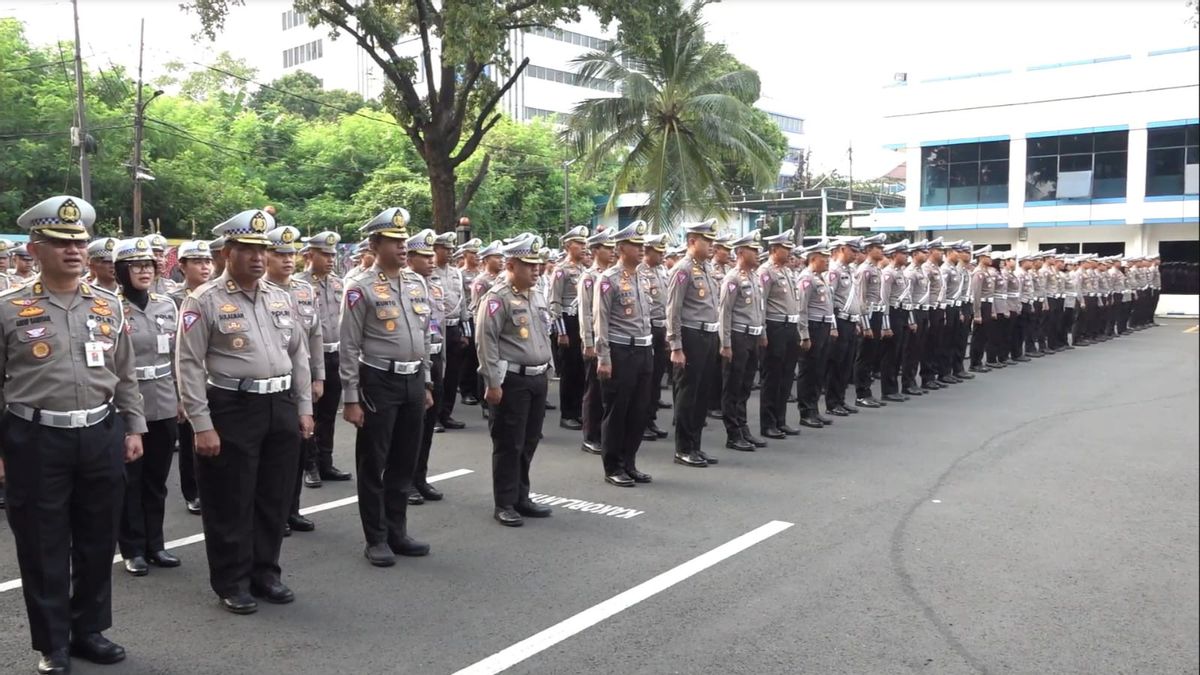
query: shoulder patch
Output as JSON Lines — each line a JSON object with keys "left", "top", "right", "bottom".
{"left": 346, "top": 289, "right": 362, "bottom": 308}
{"left": 487, "top": 298, "right": 502, "bottom": 316}
{"left": 182, "top": 311, "right": 201, "bottom": 332}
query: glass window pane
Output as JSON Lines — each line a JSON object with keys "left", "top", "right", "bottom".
{"left": 1186, "top": 125, "right": 1199, "bottom": 145}
{"left": 1059, "top": 134, "right": 1092, "bottom": 154}
{"left": 949, "top": 143, "right": 979, "bottom": 163}
{"left": 922, "top": 164, "right": 949, "bottom": 207}
{"left": 1028, "top": 137, "right": 1058, "bottom": 157}
{"left": 1146, "top": 147, "right": 1185, "bottom": 196}
{"left": 979, "top": 159, "right": 1009, "bottom": 203}
{"left": 1026, "top": 156, "right": 1057, "bottom": 201}
{"left": 979, "top": 141, "right": 1008, "bottom": 160}
{"left": 1187, "top": 146, "right": 1198, "bottom": 164}
{"left": 1093, "top": 151, "right": 1127, "bottom": 198}
{"left": 1149, "top": 126, "right": 1186, "bottom": 148}
{"left": 1093, "top": 131, "right": 1127, "bottom": 152}
{"left": 1059, "top": 154, "right": 1092, "bottom": 172}
{"left": 949, "top": 163, "right": 980, "bottom": 205}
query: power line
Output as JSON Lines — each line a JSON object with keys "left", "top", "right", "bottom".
{"left": 0, "top": 59, "right": 70, "bottom": 74}
{"left": 0, "top": 123, "right": 132, "bottom": 141}
{"left": 883, "top": 84, "right": 1200, "bottom": 119}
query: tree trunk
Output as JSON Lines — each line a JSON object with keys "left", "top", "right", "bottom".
{"left": 427, "top": 155, "right": 458, "bottom": 234}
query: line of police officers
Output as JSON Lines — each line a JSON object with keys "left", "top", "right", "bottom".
{"left": 0, "top": 195, "right": 1165, "bottom": 674}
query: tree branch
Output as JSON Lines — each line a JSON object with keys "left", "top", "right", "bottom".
{"left": 456, "top": 153, "right": 491, "bottom": 217}
{"left": 449, "top": 57, "right": 529, "bottom": 166}
{"left": 414, "top": 0, "right": 439, "bottom": 108}
{"left": 451, "top": 113, "right": 502, "bottom": 168}
{"left": 449, "top": 58, "right": 485, "bottom": 136}
{"left": 503, "top": 0, "right": 542, "bottom": 14}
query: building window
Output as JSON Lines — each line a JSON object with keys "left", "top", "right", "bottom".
{"left": 523, "top": 107, "right": 568, "bottom": 123}
{"left": 921, "top": 140, "right": 1009, "bottom": 207}
{"left": 1025, "top": 130, "right": 1128, "bottom": 201}
{"left": 764, "top": 112, "right": 804, "bottom": 135}
{"left": 1038, "top": 243, "right": 1082, "bottom": 254}
{"left": 1081, "top": 242, "right": 1125, "bottom": 257}
{"left": 281, "top": 10, "right": 306, "bottom": 31}
{"left": 282, "top": 39, "right": 323, "bottom": 69}
{"left": 525, "top": 64, "right": 615, "bottom": 93}
{"left": 1146, "top": 124, "right": 1200, "bottom": 197}
{"left": 1159, "top": 239, "right": 1199, "bottom": 295}
{"left": 525, "top": 26, "right": 612, "bottom": 51}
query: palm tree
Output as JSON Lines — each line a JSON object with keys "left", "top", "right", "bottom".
{"left": 561, "top": 3, "right": 780, "bottom": 237}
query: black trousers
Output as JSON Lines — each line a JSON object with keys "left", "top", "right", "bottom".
{"left": 354, "top": 367, "right": 424, "bottom": 547}
{"left": 761, "top": 320, "right": 799, "bottom": 431}
{"left": 488, "top": 372, "right": 547, "bottom": 507}
{"left": 303, "top": 350, "right": 342, "bottom": 471}
{"left": 558, "top": 314, "right": 584, "bottom": 420}
{"left": 673, "top": 327, "right": 717, "bottom": 455}
{"left": 941, "top": 305, "right": 962, "bottom": 377}
{"left": 1049, "top": 298, "right": 1065, "bottom": 347}
{"left": 902, "top": 310, "right": 928, "bottom": 389}
{"left": 991, "top": 313, "right": 1010, "bottom": 363}
{"left": 459, "top": 321, "right": 480, "bottom": 399}
{"left": 647, "top": 324, "right": 668, "bottom": 426}
{"left": 825, "top": 317, "right": 859, "bottom": 409}
{"left": 722, "top": 331, "right": 759, "bottom": 437}
{"left": 1062, "top": 305, "right": 1077, "bottom": 344}
{"left": 705, "top": 346, "right": 724, "bottom": 414}
{"left": 854, "top": 311, "right": 885, "bottom": 399}
{"left": 178, "top": 419, "right": 198, "bottom": 502}
{"left": 880, "top": 308, "right": 908, "bottom": 395}
{"left": 970, "top": 305, "right": 992, "bottom": 367}
{"left": 1019, "top": 303, "right": 1034, "bottom": 355}
{"left": 119, "top": 417, "right": 178, "bottom": 559}
{"left": 798, "top": 320, "right": 832, "bottom": 416}
{"left": 440, "top": 325, "right": 465, "bottom": 422}
{"left": 921, "top": 308, "right": 944, "bottom": 382}
{"left": 196, "top": 388, "right": 299, "bottom": 597}
{"left": 2, "top": 412, "right": 125, "bottom": 652}
{"left": 417, "top": 352, "right": 445, "bottom": 486}
{"left": 582, "top": 357, "right": 602, "bottom": 444}
{"left": 601, "top": 345, "right": 654, "bottom": 475}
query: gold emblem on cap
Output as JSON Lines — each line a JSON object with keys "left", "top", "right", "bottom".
{"left": 57, "top": 199, "right": 81, "bottom": 223}
{"left": 135, "top": 239, "right": 149, "bottom": 250}
{"left": 250, "top": 213, "right": 268, "bottom": 232}
{"left": 391, "top": 211, "right": 406, "bottom": 227}
{"left": 281, "top": 229, "right": 296, "bottom": 243}
{"left": 425, "top": 232, "right": 435, "bottom": 245}
{"left": 198, "top": 241, "right": 209, "bottom": 251}
{"left": 532, "top": 236, "right": 543, "bottom": 250}
{"left": 325, "top": 234, "right": 336, "bottom": 245}
{"left": 105, "top": 239, "right": 116, "bottom": 250}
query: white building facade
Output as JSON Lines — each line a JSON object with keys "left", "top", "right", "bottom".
{"left": 864, "top": 46, "right": 1199, "bottom": 315}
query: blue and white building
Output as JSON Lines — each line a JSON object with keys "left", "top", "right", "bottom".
{"left": 864, "top": 46, "right": 1199, "bottom": 315}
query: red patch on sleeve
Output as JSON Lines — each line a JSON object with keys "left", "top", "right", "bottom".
{"left": 181, "top": 311, "right": 200, "bottom": 332}
{"left": 487, "top": 298, "right": 501, "bottom": 316}
{"left": 346, "top": 289, "right": 362, "bottom": 308}
{"left": 676, "top": 271, "right": 688, "bottom": 285}
{"left": 600, "top": 280, "right": 611, "bottom": 294}
{"left": 801, "top": 279, "right": 812, "bottom": 290}
{"left": 728, "top": 282, "right": 737, "bottom": 293}
{"left": 760, "top": 272, "right": 770, "bottom": 285}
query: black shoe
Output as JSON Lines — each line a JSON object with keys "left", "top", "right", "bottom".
{"left": 36, "top": 649, "right": 69, "bottom": 674}
{"left": 606, "top": 472, "right": 636, "bottom": 487}
{"left": 515, "top": 500, "right": 553, "bottom": 517}
{"left": 856, "top": 398, "right": 881, "bottom": 408}
{"left": 827, "top": 407, "right": 850, "bottom": 417}
{"left": 627, "top": 469, "right": 653, "bottom": 484}
{"left": 185, "top": 497, "right": 202, "bottom": 515}
{"left": 462, "top": 394, "right": 480, "bottom": 406}
{"left": 433, "top": 423, "right": 445, "bottom": 433}
{"left": 407, "top": 490, "right": 425, "bottom": 506}
{"left": 1063, "top": 345, "right": 1076, "bottom": 350}
{"left": 903, "top": 386, "right": 925, "bottom": 395}
{"left": 416, "top": 482, "right": 443, "bottom": 501}
{"left": 655, "top": 399, "right": 671, "bottom": 410}
{"left": 1028, "top": 351, "right": 1044, "bottom": 358}
{"left": 988, "top": 361, "right": 1006, "bottom": 368}
{"left": 303, "top": 467, "right": 322, "bottom": 488}
{"left": 725, "top": 436, "right": 754, "bottom": 451}
{"left": 799, "top": 415, "right": 824, "bottom": 429}
{"left": 494, "top": 506, "right": 524, "bottom": 527}
{"left": 287, "top": 514, "right": 315, "bottom": 532}
{"left": 882, "top": 393, "right": 906, "bottom": 403}
{"left": 544, "top": 402, "right": 557, "bottom": 410}
{"left": 282, "top": 523, "right": 291, "bottom": 537}
{"left": 1015, "top": 356, "right": 1031, "bottom": 362}
{"left": 69, "top": 633, "right": 125, "bottom": 665}
{"left": 697, "top": 450, "right": 718, "bottom": 465}
{"left": 580, "top": 440, "right": 602, "bottom": 455}
{"left": 674, "top": 452, "right": 707, "bottom": 468}
{"left": 319, "top": 466, "right": 352, "bottom": 481}
{"left": 123, "top": 556, "right": 148, "bottom": 577}
{"left": 146, "top": 550, "right": 181, "bottom": 567}
{"left": 954, "top": 371, "right": 975, "bottom": 379}
{"left": 921, "top": 382, "right": 940, "bottom": 391}
{"left": 440, "top": 417, "right": 466, "bottom": 430}
{"left": 642, "top": 428, "right": 659, "bottom": 441}
{"left": 364, "top": 543, "right": 397, "bottom": 567}
{"left": 778, "top": 424, "right": 801, "bottom": 436}
{"left": 843, "top": 404, "right": 859, "bottom": 414}
{"left": 708, "top": 409, "right": 724, "bottom": 419}
{"left": 741, "top": 429, "right": 767, "bottom": 448}
{"left": 647, "top": 421, "right": 668, "bottom": 438}
{"left": 249, "top": 579, "right": 295, "bottom": 604}
{"left": 786, "top": 395, "right": 798, "bottom": 403}
{"left": 762, "top": 426, "right": 787, "bottom": 439}
{"left": 559, "top": 418, "right": 583, "bottom": 430}
{"left": 389, "top": 535, "right": 431, "bottom": 557}
{"left": 937, "top": 376, "right": 959, "bottom": 385}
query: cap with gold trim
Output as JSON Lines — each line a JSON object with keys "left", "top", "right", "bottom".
{"left": 209, "top": 237, "right": 226, "bottom": 252}
{"left": 406, "top": 229, "right": 438, "bottom": 257}
{"left": 728, "top": 229, "right": 763, "bottom": 251}
{"left": 713, "top": 232, "right": 733, "bottom": 249}
{"left": 762, "top": 228, "right": 796, "bottom": 249}
{"left": 17, "top": 195, "right": 95, "bottom": 241}
{"left": 680, "top": 218, "right": 719, "bottom": 240}
{"left": 612, "top": 219, "right": 649, "bottom": 244}
{"left": 479, "top": 239, "right": 504, "bottom": 258}
{"left": 561, "top": 225, "right": 589, "bottom": 244}
{"left": 212, "top": 209, "right": 273, "bottom": 246}
{"left": 586, "top": 229, "right": 614, "bottom": 249}
{"left": 883, "top": 239, "right": 910, "bottom": 256}
{"left": 178, "top": 240, "right": 213, "bottom": 260}
{"left": 861, "top": 233, "right": 887, "bottom": 249}
{"left": 359, "top": 207, "right": 410, "bottom": 240}
{"left": 501, "top": 233, "right": 544, "bottom": 264}
{"left": 0, "top": 239, "right": 12, "bottom": 255}
{"left": 148, "top": 233, "right": 169, "bottom": 252}
{"left": 459, "top": 237, "right": 482, "bottom": 253}
{"left": 113, "top": 236, "right": 156, "bottom": 263}
{"left": 301, "top": 231, "right": 341, "bottom": 254}
{"left": 434, "top": 232, "right": 458, "bottom": 249}
{"left": 87, "top": 237, "right": 118, "bottom": 260}
{"left": 265, "top": 226, "right": 302, "bottom": 254}
{"left": 12, "top": 244, "right": 32, "bottom": 259}
{"left": 643, "top": 233, "right": 668, "bottom": 252}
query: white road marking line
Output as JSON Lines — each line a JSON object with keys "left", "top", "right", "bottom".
{"left": 0, "top": 468, "right": 473, "bottom": 595}
{"left": 451, "top": 519, "right": 794, "bottom": 675}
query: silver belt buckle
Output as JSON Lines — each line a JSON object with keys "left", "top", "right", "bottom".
{"left": 749, "top": 326, "right": 764, "bottom": 336}
{"left": 70, "top": 410, "right": 89, "bottom": 428}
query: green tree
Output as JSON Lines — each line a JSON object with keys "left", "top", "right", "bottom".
{"left": 249, "top": 70, "right": 368, "bottom": 121}
{"left": 561, "top": 2, "right": 779, "bottom": 235}
{"left": 184, "top": 0, "right": 682, "bottom": 232}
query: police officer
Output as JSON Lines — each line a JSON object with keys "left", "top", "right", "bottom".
{"left": 968, "top": 245, "right": 996, "bottom": 373}
{"left": 345, "top": 239, "right": 376, "bottom": 284}
{"left": 170, "top": 240, "right": 213, "bottom": 516}
{"left": 578, "top": 230, "right": 614, "bottom": 454}
{"left": 879, "top": 240, "right": 912, "bottom": 402}
{"left": 176, "top": 208, "right": 314, "bottom": 613}
{"left": 594, "top": 221, "right": 656, "bottom": 486}
{"left": 405, "top": 229, "right": 448, "bottom": 505}
{"left": 86, "top": 237, "right": 119, "bottom": 293}
{"left": 338, "top": 209, "right": 433, "bottom": 566}
{"left": 757, "top": 229, "right": 802, "bottom": 439}
{"left": 638, "top": 234, "right": 671, "bottom": 440}
{"left": 0, "top": 238, "right": 13, "bottom": 285}
{"left": 469, "top": 241, "right": 504, "bottom": 419}
{"left": 952, "top": 241, "right": 976, "bottom": 379}
{"left": 476, "top": 233, "right": 555, "bottom": 526}
{"left": 853, "top": 233, "right": 888, "bottom": 406}
{"left": 706, "top": 234, "right": 734, "bottom": 419}
{"left": 11, "top": 243, "right": 37, "bottom": 282}
{"left": 146, "top": 233, "right": 177, "bottom": 296}
{"left": 718, "top": 230, "right": 766, "bottom": 451}
{"left": 548, "top": 225, "right": 589, "bottom": 429}
{"left": 665, "top": 219, "right": 721, "bottom": 467}
{"left": 1, "top": 196, "right": 146, "bottom": 674}
{"left": 918, "top": 238, "right": 946, "bottom": 390}
{"left": 433, "top": 232, "right": 470, "bottom": 430}
{"left": 209, "top": 236, "right": 226, "bottom": 277}
{"left": 295, "top": 231, "right": 352, "bottom": 488}
{"left": 263, "top": 226, "right": 324, "bottom": 536}
{"left": 901, "top": 241, "right": 930, "bottom": 394}
{"left": 826, "top": 237, "right": 865, "bottom": 415}
{"left": 457, "top": 238, "right": 484, "bottom": 406}
{"left": 936, "top": 240, "right": 964, "bottom": 384}
{"left": 796, "top": 240, "right": 834, "bottom": 427}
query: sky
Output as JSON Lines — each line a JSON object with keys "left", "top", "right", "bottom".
{"left": 4, "top": 0, "right": 1199, "bottom": 178}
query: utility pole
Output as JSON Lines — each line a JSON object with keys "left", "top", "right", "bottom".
{"left": 562, "top": 160, "right": 571, "bottom": 229}
{"left": 131, "top": 19, "right": 162, "bottom": 237}
{"left": 71, "top": 0, "right": 91, "bottom": 201}
{"left": 846, "top": 143, "right": 854, "bottom": 229}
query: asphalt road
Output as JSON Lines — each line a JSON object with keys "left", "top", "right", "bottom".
{"left": 1, "top": 321, "right": 1197, "bottom": 675}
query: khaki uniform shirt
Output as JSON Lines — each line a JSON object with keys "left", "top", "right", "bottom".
{"left": 549, "top": 260, "right": 585, "bottom": 320}
{"left": 636, "top": 262, "right": 668, "bottom": 324}
{"left": 125, "top": 293, "right": 179, "bottom": 422}
{"left": 718, "top": 266, "right": 765, "bottom": 350}
{"left": 475, "top": 281, "right": 554, "bottom": 390}
{"left": 295, "top": 270, "right": 344, "bottom": 350}
{"left": 338, "top": 266, "right": 433, "bottom": 404}
{"left": 665, "top": 254, "right": 719, "bottom": 351}
{"left": 469, "top": 269, "right": 499, "bottom": 316}
{"left": 279, "top": 278, "right": 324, "bottom": 381}
{"left": 594, "top": 265, "right": 653, "bottom": 367}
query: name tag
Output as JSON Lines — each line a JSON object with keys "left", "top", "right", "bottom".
{"left": 85, "top": 342, "right": 105, "bottom": 368}
{"left": 157, "top": 333, "right": 172, "bottom": 355}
